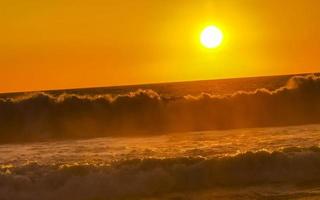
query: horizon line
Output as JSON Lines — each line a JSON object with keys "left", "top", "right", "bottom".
{"left": 1, "top": 71, "right": 319, "bottom": 95}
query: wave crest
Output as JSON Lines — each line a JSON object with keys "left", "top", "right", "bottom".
{"left": 1, "top": 147, "right": 320, "bottom": 200}
{"left": 0, "top": 74, "right": 320, "bottom": 142}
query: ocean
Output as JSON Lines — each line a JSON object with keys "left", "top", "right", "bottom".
{"left": 0, "top": 73, "right": 320, "bottom": 200}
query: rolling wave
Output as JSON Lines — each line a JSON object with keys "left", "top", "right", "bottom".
{"left": 1, "top": 147, "right": 320, "bottom": 200}
{"left": 0, "top": 74, "right": 319, "bottom": 143}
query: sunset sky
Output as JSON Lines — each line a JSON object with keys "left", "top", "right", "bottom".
{"left": 1, "top": 0, "right": 319, "bottom": 93}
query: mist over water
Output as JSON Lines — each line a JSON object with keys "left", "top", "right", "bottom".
{"left": 1, "top": 73, "right": 320, "bottom": 199}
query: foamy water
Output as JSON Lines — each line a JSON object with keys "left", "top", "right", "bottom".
{"left": 1, "top": 74, "right": 320, "bottom": 199}
{"left": 1, "top": 124, "right": 320, "bottom": 200}
{"left": 1, "top": 124, "right": 320, "bottom": 166}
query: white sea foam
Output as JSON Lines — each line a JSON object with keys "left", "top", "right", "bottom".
{"left": 0, "top": 125, "right": 320, "bottom": 200}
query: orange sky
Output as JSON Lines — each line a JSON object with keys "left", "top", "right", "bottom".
{"left": 1, "top": 0, "right": 319, "bottom": 93}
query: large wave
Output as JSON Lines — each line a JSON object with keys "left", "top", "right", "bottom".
{"left": 0, "top": 74, "right": 320, "bottom": 142}
{"left": 1, "top": 147, "right": 320, "bottom": 200}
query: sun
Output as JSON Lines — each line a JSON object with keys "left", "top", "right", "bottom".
{"left": 200, "top": 25, "right": 223, "bottom": 48}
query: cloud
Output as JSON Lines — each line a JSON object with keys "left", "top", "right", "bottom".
{"left": 0, "top": 74, "right": 319, "bottom": 142}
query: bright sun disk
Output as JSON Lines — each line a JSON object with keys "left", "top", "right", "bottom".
{"left": 200, "top": 25, "right": 223, "bottom": 48}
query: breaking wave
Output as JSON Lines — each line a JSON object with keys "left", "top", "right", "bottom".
{"left": 0, "top": 74, "right": 320, "bottom": 142}
{"left": 1, "top": 147, "right": 320, "bottom": 200}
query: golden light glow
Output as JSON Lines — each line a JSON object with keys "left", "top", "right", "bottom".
{"left": 0, "top": 1, "right": 319, "bottom": 93}
{"left": 200, "top": 26, "right": 223, "bottom": 48}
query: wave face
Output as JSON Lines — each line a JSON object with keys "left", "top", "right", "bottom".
{"left": 0, "top": 74, "right": 320, "bottom": 142}
{"left": 1, "top": 146, "right": 320, "bottom": 200}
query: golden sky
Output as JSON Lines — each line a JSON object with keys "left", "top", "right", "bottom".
{"left": 1, "top": 0, "right": 319, "bottom": 93}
